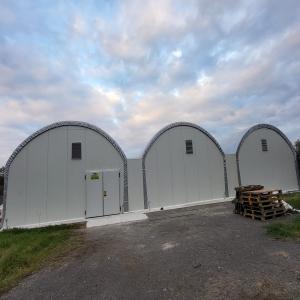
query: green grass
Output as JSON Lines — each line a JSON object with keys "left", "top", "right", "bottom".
{"left": 265, "top": 192, "right": 300, "bottom": 240}
{"left": 266, "top": 216, "right": 300, "bottom": 240}
{"left": 283, "top": 192, "right": 300, "bottom": 209}
{"left": 0, "top": 224, "right": 82, "bottom": 294}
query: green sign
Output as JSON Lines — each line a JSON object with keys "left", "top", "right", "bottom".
{"left": 90, "top": 172, "right": 100, "bottom": 180}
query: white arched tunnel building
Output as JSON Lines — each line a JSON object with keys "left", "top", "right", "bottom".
{"left": 236, "top": 124, "right": 299, "bottom": 192}
{"left": 1, "top": 121, "right": 299, "bottom": 229}
{"left": 1, "top": 122, "right": 128, "bottom": 229}
{"left": 142, "top": 122, "right": 228, "bottom": 210}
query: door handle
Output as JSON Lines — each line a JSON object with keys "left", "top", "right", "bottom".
{"left": 103, "top": 190, "right": 107, "bottom": 197}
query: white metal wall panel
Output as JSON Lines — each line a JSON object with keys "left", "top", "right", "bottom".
{"left": 26, "top": 134, "right": 48, "bottom": 225}
{"left": 155, "top": 133, "right": 174, "bottom": 208}
{"left": 145, "top": 142, "right": 160, "bottom": 209}
{"left": 67, "top": 128, "right": 86, "bottom": 219}
{"left": 181, "top": 127, "right": 200, "bottom": 204}
{"left": 145, "top": 126, "right": 225, "bottom": 209}
{"left": 239, "top": 128, "right": 298, "bottom": 191}
{"left": 169, "top": 127, "right": 187, "bottom": 205}
{"left": 127, "top": 159, "right": 144, "bottom": 211}
{"left": 206, "top": 138, "right": 225, "bottom": 200}
{"left": 85, "top": 130, "right": 124, "bottom": 206}
{"left": 85, "top": 130, "right": 122, "bottom": 169}
{"left": 193, "top": 132, "right": 211, "bottom": 201}
{"left": 5, "top": 151, "right": 27, "bottom": 227}
{"left": 226, "top": 154, "right": 239, "bottom": 197}
{"left": 5, "top": 125, "right": 125, "bottom": 228}
{"left": 47, "top": 127, "right": 68, "bottom": 222}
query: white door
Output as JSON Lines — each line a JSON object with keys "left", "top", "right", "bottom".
{"left": 103, "top": 170, "right": 121, "bottom": 215}
{"left": 86, "top": 171, "right": 103, "bottom": 218}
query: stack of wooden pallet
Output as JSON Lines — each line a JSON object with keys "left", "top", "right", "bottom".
{"left": 234, "top": 185, "right": 263, "bottom": 215}
{"left": 235, "top": 187, "right": 286, "bottom": 221}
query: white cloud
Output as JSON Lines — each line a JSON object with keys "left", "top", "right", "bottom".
{"left": 172, "top": 49, "right": 182, "bottom": 59}
{"left": 0, "top": 0, "right": 299, "bottom": 165}
{"left": 197, "top": 72, "right": 212, "bottom": 86}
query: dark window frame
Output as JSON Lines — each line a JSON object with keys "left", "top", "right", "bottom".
{"left": 261, "top": 139, "right": 268, "bottom": 152}
{"left": 185, "top": 140, "right": 193, "bottom": 154}
{"left": 72, "top": 142, "right": 82, "bottom": 159}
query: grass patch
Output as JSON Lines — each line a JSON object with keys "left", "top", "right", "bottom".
{"left": 283, "top": 192, "right": 300, "bottom": 209}
{"left": 266, "top": 216, "right": 300, "bottom": 240}
{"left": 0, "top": 224, "right": 82, "bottom": 294}
{"left": 265, "top": 192, "right": 300, "bottom": 240}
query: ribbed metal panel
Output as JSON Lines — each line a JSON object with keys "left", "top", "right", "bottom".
{"left": 236, "top": 123, "right": 300, "bottom": 189}
{"left": 1, "top": 121, "right": 128, "bottom": 229}
{"left": 142, "top": 122, "right": 228, "bottom": 209}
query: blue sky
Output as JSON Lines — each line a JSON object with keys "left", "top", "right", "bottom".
{"left": 0, "top": 0, "right": 300, "bottom": 164}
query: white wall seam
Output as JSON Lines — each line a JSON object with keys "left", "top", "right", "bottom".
{"left": 66, "top": 127, "right": 69, "bottom": 220}
{"left": 45, "top": 132, "right": 49, "bottom": 222}
{"left": 25, "top": 146, "right": 28, "bottom": 225}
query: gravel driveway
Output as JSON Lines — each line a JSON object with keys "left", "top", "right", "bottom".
{"left": 2, "top": 202, "right": 300, "bottom": 300}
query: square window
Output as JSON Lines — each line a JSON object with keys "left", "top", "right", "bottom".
{"left": 72, "top": 143, "right": 82, "bottom": 159}
{"left": 185, "top": 140, "right": 193, "bottom": 154}
{"left": 261, "top": 139, "right": 268, "bottom": 152}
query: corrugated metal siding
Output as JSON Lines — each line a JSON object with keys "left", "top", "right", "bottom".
{"left": 238, "top": 128, "right": 298, "bottom": 191}
{"left": 144, "top": 126, "right": 226, "bottom": 209}
{"left": 5, "top": 126, "right": 125, "bottom": 228}
{"left": 225, "top": 154, "right": 239, "bottom": 197}
{"left": 127, "top": 159, "right": 144, "bottom": 211}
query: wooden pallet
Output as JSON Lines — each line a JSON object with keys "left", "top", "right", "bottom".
{"left": 234, "top": 202, "right": 244, "bottom": 214}
{"left": 241, "top": 193, "right": 282, "bottom": 199}
{"left": 242, "top": 202, "right": 284, "bottom": 210}
{"left": 241, "top": 198, "right": 282, "bottom": 205}
{"left": 243, "top": 211, "right": 286, "bottom": 221}
{"left": 240, "top": 189, "right": 283, "bottom": 206}
{"left": 242, "top": 188, "right": 282, "bottom": 195}
{"left": 241, "top": 200, "right": 282, "bottom": 208}
{"left": 242, "top": 190, "right": 282, "bottom": 201}
{"left": 234, "top": 187, "right": 286, "bottom": 220}
{"left": 244, "top": 206, "right": 285, "bottom": 216}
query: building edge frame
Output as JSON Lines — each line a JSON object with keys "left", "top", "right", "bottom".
{"left": 0, "top": 121, "right": 128, "bottom": 229}
{"left": 236, "top": 123, "right": 300, "bottom": 190}
{"left": 142, "top": 122, "right": 229, "bottom": 209}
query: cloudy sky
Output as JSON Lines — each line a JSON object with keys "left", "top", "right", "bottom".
{"left": 0, "top": 0, "right": 299, "bottom": 165}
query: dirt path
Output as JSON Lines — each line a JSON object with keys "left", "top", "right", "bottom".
{"left": 2, "top": 203, "right": 300, "bottom": 299}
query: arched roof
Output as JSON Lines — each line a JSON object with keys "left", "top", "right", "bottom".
{"left": 236, "top": 123, "right": 299, "bottom": 187}
{"left": 1, "top": 121, "right": 128, "bottom": 229}
{"left": 142, "top": 121, "right": 225, "bottom": 159}
{"left": 142, "top": 122, "right": 228, "bottom": 209}
{"left": 236, "top": 123, "right": 296, "bottom": 158}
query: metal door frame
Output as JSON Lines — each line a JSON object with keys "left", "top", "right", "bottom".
{"left": 102, "top": 169, "right": 121, "bottom": 215}
{"left": 85, "top": 169, "right": 103, "bottom": 218}
{"left": 85, "top": 169, "right": 121, "bottom": 218}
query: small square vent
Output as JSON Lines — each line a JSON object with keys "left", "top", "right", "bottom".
{"left": 185, "top": 140, "right": 193, "bottom": 154}
{"left": 261, "top": 139, "right": 268, "bottom": 152}
{"left": 72, "top": 143, "right": 82, "bottom": 159}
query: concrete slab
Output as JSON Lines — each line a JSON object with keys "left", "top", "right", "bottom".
{"left": 147, "top": 196, "right": 234, "bottom": 212}
{"left": 86, "top": 211, "right": 148, "bottom": 228}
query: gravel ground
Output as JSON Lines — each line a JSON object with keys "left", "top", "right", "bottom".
{"left": 2, "top": 202, "right": 300, "bottom": 300}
